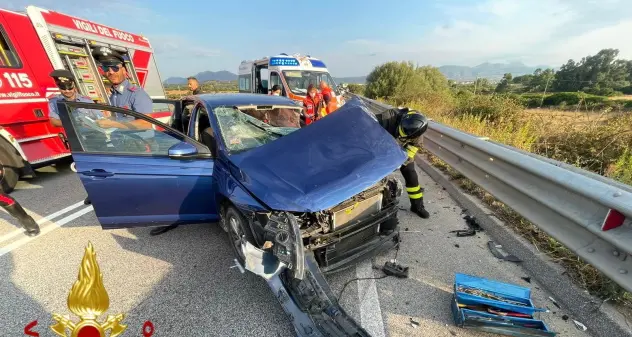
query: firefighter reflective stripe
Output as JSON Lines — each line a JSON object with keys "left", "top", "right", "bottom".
{"left": 407, "top": 185, "right": 423, "bottom": 199}
{"left": 406, "top": 145, "right": 418, "bottom": 158}
{"left": 398, "top": 125, "right": 406, "bottom": 138}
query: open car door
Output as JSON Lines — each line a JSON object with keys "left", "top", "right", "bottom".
{"left": 56, "top": 99, "right": 219, "bottom": 229}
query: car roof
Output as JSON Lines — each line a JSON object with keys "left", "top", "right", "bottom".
{"left": 186, "top": 93, "right": 301, "bottom": 108}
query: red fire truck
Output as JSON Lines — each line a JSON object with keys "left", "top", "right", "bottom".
{"left": 0, "top": 5, "right": 171, "bottom": 193}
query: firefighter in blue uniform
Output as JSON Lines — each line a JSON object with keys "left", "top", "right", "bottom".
{"left": 374, "top": 106, "right": 431, "bottom": 220}
{"left": 91, "top": 47, "right": 176, "bottom": 236}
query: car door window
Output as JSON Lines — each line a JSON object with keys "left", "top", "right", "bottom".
{"left": 65, "top": 104, "right": 188, "bottom": 156}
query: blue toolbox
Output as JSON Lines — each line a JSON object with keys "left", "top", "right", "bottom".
{"left": 451, "top": 273, "right": 557, "bottom": 337}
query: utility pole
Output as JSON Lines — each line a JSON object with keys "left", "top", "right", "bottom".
{"left": 539, "top": 76, "right": 552, "bottom": 108}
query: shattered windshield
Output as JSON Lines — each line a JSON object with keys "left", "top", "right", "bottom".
{"left": 237, "top": 105, "right": 303, "bottom": 128}
{"left": 214, "top": 106, "right": 299, "bottom": 154}
{"left": 282, "top": 70, "right": 338, "bottom": 96}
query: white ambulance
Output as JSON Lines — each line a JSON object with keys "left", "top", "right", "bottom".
{"left": 238, "top": 53, "right": 344, "bottom": 107}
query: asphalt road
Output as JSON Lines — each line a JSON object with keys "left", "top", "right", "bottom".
{"left": 0, "top": 161, "right": 594, "bottom": 337}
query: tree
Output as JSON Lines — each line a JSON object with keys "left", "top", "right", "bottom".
{"left": 495, "top": 73, "right": 512, "bottom": 93}
{"left": 529, "top": 68, "right": 555, "bottom": 92}
{"left": 553, "top": 49, "right": 631, "bottom": 95}
{"left": 365, "top": 61, "right": 455, "bottom": 112}
{"left": 364, "top": 61, "right": 419, "bottom": 100}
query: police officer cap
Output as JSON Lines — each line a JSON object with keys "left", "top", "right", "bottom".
{"left": 50, "top": 69, "right": 75, "bottom": 83}
{"left": 92, "top": 46, "right": 125, "bottom": 65}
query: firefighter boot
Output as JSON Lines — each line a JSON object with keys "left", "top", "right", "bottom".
{"left": 410, "top": 197, "right": 430, "bottom": 219}
{"left": 5, "top": 203, "right": 40, "bottom": 236}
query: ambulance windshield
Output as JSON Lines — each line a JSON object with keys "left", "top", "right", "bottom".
{"left": 282, "top": 71, "right": 337, "bottom": 96}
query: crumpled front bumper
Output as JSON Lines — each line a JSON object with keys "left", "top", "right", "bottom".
{"left": 243, "top": 242, "right": 372, "bottom": 336}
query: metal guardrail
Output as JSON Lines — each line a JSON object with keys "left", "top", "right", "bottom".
{"left": 350, "top": 94, "right": 632, "bottom": 293}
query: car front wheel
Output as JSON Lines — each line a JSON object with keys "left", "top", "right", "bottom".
{"left": 224, "top": 206, "right": 256, "bottom": 265}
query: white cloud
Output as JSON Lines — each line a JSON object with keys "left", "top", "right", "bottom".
{"left": 326, "top": 0, "right": 632, "bottom": 76}
{"left": 149, "top": 34, "right": 220, "bottom": 58}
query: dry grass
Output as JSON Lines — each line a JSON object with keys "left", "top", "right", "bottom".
{"left": 609, "top": 95, "right": 632, "bottom": 101}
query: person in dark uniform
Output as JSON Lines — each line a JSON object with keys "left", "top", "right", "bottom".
{"left": 91, "top": 47, "right": 154, "bottom": 128}
{"left": 91, "top": 47, "right": 177, "bottom": 236}
{"left": 48, "top": 69, "right": 104, "bottom": 206}
{"left": 374, "top": 106, "right": 430, "bottom": 219}
{"left": 0, "top": 169, "right": 40, "bottom": 236}
{"left": 48, "top": 69, "right": 103, "bottom": 128}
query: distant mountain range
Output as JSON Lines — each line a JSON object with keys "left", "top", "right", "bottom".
{"left": 163, "top": 62, "right": 553, "bottom": 85}
{"left": 333, "top": 76, "right": 367, "bottom": 84}
{"left": 438, "top": 62, "right": 553, "bottom": 81}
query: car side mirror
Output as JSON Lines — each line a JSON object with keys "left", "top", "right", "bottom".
{"left": 168, "top": 142, "right": 198, "bottom": 159}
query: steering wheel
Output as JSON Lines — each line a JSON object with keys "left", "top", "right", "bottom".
{"left": 110, "top": 131, "right": 154, "bottom": 153}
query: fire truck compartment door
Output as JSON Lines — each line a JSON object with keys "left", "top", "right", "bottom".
{"left": 55, "top": 99, "right": 217, "bottom": 229}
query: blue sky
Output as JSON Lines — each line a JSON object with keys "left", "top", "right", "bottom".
{"left": 4, "top": 0, "right": 632, "bottom": 78}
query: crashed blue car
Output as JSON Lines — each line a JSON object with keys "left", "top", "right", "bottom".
{"left": 56, "top": 93, "right": 407, "bottom": 335}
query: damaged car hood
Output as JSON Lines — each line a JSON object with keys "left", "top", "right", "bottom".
{"left": 228, "top": 99, "right": 407, "bottom": 212}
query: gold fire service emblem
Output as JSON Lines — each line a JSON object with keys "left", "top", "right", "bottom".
{"left": 50, "top": 242, "right": 127, "bottom": 337}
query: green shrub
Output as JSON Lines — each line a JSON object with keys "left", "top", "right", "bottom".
{"left": 451, "top": 94, "right": 523, "bottom": 122}
{"left": 609, "top": 100, "right": 632, "bottom": 109}
{"left": 540, "top": 92, "right": 609, "bottom": 106}
{"left": 347, "top": 83, "right": 365, "bottom": 95}
{"left": 365, "top": 61, "right": 455, "bottom": 112}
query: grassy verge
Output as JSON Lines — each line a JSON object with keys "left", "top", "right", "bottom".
{"left": 391, "top": 95, "right": 632, "bottom": 308}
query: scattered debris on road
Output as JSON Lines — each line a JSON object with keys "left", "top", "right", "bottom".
{"left": 487, "top": 240, "right": 523, "bottom": 263}
{"left": 573, "top": 319, "right": 588, "bottom": 331}
{"left": 383, "top": 261, "right": 409, "bottom": 278}
{"left": 410, "top": 318, "right": 420, "bottom": 328}
{"left": 451, "top": 215, "right": 484, "bottom": 237}
{"left": 548, "top": 296, "right": 561, "bottom": 309}
{"left": 521, "top": 276, "right": 532, "bottom": 283}
{"left": 562, "top": 315, "right": 569, "bottom": 321}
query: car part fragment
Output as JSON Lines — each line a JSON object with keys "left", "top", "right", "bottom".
{"left": 243, "top": 241, "right": 370, "bottom": 337}
{"left": 260, "top": 212, "right": 306, "bottom": 280}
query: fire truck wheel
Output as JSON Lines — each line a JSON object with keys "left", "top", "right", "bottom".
{"left": 0, "top": 143, "right": 19, "bottom": 194}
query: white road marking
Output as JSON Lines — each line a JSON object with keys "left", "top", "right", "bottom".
{"left": 0, "top": 200, "right": 85, "bottom": 245}
{"left": 356, "top": 260, "right": 386, "bottom": 337}
{"left": 0, "top": 205, "right": 94, "bottom": 257}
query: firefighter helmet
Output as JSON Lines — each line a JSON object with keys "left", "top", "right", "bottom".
{"left": 397, "top": 110, "right": 428, "bottom": 140}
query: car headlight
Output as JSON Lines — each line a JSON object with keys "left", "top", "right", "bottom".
{"left": 259, "top": 212, "right": 306, "bottom": 280}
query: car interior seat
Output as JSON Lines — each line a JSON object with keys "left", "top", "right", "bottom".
{"left": 201, "top": 127, "right": 218, "bottom": 157}
{"left": 197, "top": 113, "right": 217, "bottom": 157}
